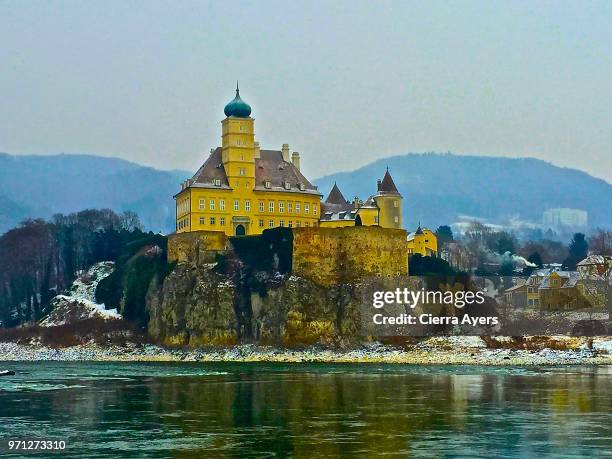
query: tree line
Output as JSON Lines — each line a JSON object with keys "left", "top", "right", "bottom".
{"left": 0, "top": 209, "right": 145, "bottom": 327}
{"left": 434, "top": 223, "right": 611, "bottom": 276}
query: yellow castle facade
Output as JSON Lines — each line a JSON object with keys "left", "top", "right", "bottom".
{"left": 174, "top": 86, "right": 437, "bottom": 256}
{"left": 318, "top": 171, "right": 402, "bottom": 230}
{"left": 175, "top": 85, "right": 321, "bottom": 236}
{"left": 406, "top": 226, "right": 438, "bottom": 257}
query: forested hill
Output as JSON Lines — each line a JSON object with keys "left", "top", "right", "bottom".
{"left": 1, "top": 152, "right": 610, "bottom": 235}
{"left": 314, "top": 153, "right": 612, "bottom": 230}
{"left": 0, "top": 153, "right": 190, "bottom": 234}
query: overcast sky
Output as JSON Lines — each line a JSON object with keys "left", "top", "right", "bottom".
{"left": 1, "top": 1, "right": 610, "bottom": 182}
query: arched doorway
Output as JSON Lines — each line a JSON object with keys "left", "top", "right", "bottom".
{"left": 235, "top": 224, "right": 246, "bottom": 236}
{"left": 355, "top": 215, "right": 363, "bottom": 226}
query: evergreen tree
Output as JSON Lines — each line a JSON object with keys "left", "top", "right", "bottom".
{"left": 435, "top": 225, "right": 454, "bottom": 244}
{"left": 563, "top": 233, "right": 589, "bottom": 270}
{"left": 495, "top": 232, "right": 516, "bottom": 254}
{"left": 528, "top": 251, "right": 543, "bottom": 268}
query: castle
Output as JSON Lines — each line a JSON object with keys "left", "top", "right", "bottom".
{"left": 174, "top": 85, "right": 407, "bottom": 237}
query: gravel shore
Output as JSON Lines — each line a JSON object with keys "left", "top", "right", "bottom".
{"left": 1, "top": 338, "right": 610, "bottom": 365}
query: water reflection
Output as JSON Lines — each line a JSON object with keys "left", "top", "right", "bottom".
{"left": 0, "top": 363, "right": 610, "bottom": 458}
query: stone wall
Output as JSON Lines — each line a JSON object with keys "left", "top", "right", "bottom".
{"left": 292, "top": 226, "right": 408, "bottom": 285}
{"left": 167, "top": 230, "right": 228, "bottom": 264}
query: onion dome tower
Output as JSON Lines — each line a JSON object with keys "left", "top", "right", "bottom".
{"left": 224, "top": 82, "right": 252, "bottom": 118}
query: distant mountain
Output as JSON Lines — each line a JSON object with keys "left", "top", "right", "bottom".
{"left": 314, "top": 153, "right": 612, "bottom": 232}
{"left": 0, "top": 153, "right": 189, "bottom": 234}
{"left": 1, "top": 152, "right": 610, "bottom": 237}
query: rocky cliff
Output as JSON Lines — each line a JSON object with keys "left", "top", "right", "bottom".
{"left": 145, "top": 260, "right": 413, "bottom": 348}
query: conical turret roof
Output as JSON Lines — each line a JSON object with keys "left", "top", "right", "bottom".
{"left": 378, "top": 170, "right": 400, "bottom": 195}
{"left": 325, "top": 182, "right": 348, "bottom": 204}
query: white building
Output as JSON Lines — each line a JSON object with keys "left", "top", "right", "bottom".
{"left": 542, "top": 208, "right": 587, "bottom": 233}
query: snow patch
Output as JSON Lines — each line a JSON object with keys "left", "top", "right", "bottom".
{"left": 39, "top": 262, "right": 121, "bottom": 327}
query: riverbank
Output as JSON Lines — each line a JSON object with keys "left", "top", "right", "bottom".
{"left": 1, "top": 337, "right": 610, "bottom": 365}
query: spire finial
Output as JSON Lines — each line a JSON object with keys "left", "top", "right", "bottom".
{"left": 236, "top": 80, "right": 239, "bottom": 95}
{"left": 386, "top": 165, "right": 389, "bottom": 172}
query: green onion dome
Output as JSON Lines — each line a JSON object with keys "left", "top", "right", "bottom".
{"left": 224, "top": 83, "right": 251, "bottom": 118}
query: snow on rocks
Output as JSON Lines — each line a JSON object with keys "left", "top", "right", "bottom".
{"left": 0, "top": 341, "right": 610, "bottom": 364}
{"left": 65, "top": 261, "right": 114, "bottom": 301}
{"left": 592, "top": 337, "right": 612, "bottom": 354}
{"left": 39, "top": 296, "right": 121, "bottom": 326}
{"left": 39, "top": 262, "right": 121, "bottom": 326}
{"left": 417, "top": 336, "right": 487, "bottom": 349}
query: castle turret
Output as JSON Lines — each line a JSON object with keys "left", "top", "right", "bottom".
{"left": 373, "top": 169, "right": 402, "bottom": 229}
{"left": 221, "top": 83, "right": 256, "bottom": 187}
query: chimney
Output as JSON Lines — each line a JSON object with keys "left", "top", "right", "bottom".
{"left": 377, "top": 179, "right": 382, "bottom": 191}
{"left": 254, "top": 141, "right": 261, "bottom": 159}
{"left": 291, "top": 151, "right": 300, "bottom": 170}
{"left": 281, "top": 143, "right": 290, "bottom": 162}
{"left": 353, "top": 197, "right": 360, "bottom": 210}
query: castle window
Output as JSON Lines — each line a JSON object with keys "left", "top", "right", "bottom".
{"left": 210, "top": 217, "right": 216, "bottom": 225}
{"left": 265, "top": 181, "right": 271, "bottom": 189}
{"left": 199, "top": 199, "right": 205, "bottom": 209}
{"left": 279, "top": 220, "right": 285, "bottom": 227}
{"left": 269, "top": 201, "right": 274, "bottom": 212}
{"left": 299, "top": 183, "right": 305, "bottom": 191}
{"left": 279, "top": 202, "right": 285, "bottom": 213}
{"left": 236, "top": 139, "right": 241, "bottom": 146}
{"left": 234, "top": 199, "right": 239, "bottom": 211}
{"left": 239, "top": 168, "right": 245, "bottom": 176}
{"left": 374, "top": 216, "right": 379, "bottom": 223}
{"left": 394, "top": 200, "right": 399, "bottom": 208}
{"left": 288, "top": 221, "right": 293, "bottom": 228}
{"left": 245, "top": 200, "right": 251, "bottom": 211}
{"left": 269, "top": 219, "right": 274, "bottom": 228}
{"left": 284, "top": 181, "right": 291, "bottom": 190}
{"left": 296, "top": 221, "right": 301, "bottom": 228}
{"left": 288, "top": 202, "right": 293, "bottom": 213}
{"left": 259, "top": 219, "right": 264, "bottom": 227}
{"left": 214, "top": 179, "right": 221, "bottom": 186}
{"left": 220, "top": 217, "right": 226, "bottom": 226}
{"left": 210, "top": 199, "right": 215, "bottom": 210}
{"left": 305, "top": 222, "right": 309, "bottom": 227}
{"left": 259, "top": 201, "right": 264, "bottom": 212}
{"left": 296, "top": 203, "right": 301, "bottom": 213}
{"left": 305, "top": 204, "right": 310, "bottom": 214}
{"left": 199, "top": 217, "right": 205, "bottom": 225}
{"left": 220, "top": 199, "right": 226, "bottom": 210}
{"left": 313, "top": 205, "right": 317, "bottom": 216}
{"left": 395, "top": 216, "right": 399, "bottom": 223}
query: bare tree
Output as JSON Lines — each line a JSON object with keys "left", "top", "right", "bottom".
{"left": 589, "top": 229, "right": 612, "bottom": 256}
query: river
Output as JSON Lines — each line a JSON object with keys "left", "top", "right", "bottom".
{"left": 0, "top": 362, "right": 610, "bottom": 457}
